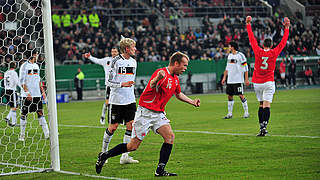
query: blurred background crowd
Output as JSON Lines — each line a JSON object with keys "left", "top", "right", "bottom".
{"left": 0, "top": 0, "right": 319, "bottom": 66}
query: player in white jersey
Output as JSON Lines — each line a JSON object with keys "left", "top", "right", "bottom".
{"left": 97, "top": 37, "right": 139, "bottom": 165}
{"left": 83, "top": 47, "right": 119, "bottom": 125}
{"left": 19, "top": 50, "right": 49, "bottom": 141}
{"left": 4, "top": 62, "right": 20, "bottom": 126}
{"left": 221, "top": 41, "right": 250, "bottom": 119}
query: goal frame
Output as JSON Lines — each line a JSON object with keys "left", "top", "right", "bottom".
{"left": 0, "top": 0, "right": 60, "bottom": 176}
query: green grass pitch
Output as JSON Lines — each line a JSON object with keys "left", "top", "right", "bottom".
{"left": 3, "top": 88, "right": 320, "bottom": 179}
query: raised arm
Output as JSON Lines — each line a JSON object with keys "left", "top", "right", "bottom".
{"left": 273, "top": 17, "right": 290, "bottom": 55}
{"left": 83, "top": 52, "right": 105, "bottom": 66}
{"left": 246, "top": 16, "right": 260, "bottom": 53}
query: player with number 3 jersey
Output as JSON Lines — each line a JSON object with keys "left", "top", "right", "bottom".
{"left": 246, "top": 16, "right": 290, "bottom": 136}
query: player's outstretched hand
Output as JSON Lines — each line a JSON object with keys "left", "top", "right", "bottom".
{"left": 83, "top": 52, "right": 91, "bottom": 59}
{"left": 193, "top": 98, "right": 200, "bottom": 107}
{"left": 246, "top": 16, "right": 252, "bottom": 24}
{"left": 122, "top": 81, "right": 135, "bottom": 87}
{"left": 283, "top": 17, "right": 290, "bottom": 29}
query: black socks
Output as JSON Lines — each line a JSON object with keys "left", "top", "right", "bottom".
{"left": 103, "top": 143, "right": 128, "bottom": 160}
{"left": 156, "top": 143, "right": 173, "bottom": 173}
{"left": 259, "top": 107, "right": 270, "bottom": 129}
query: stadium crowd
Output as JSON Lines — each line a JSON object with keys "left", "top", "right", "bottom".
{"left": 0, "top": 0, "right": 319, "bottom": 66}
{"left": 49, "top": 7, "right": 320, "bottom": 64}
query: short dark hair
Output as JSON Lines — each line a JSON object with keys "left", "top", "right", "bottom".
{"left": 32, "top": 49, "right": 39, "bottom": 55}
{"left": 229, "top": 41, "right": 238, "bottom": 51}
{"left": 169, "top": 51, "right": 189, "bottom": 65}
{"left": 263, "top": 38, "right": 273, "bottom": 48}
{"left": 9, "top": 62, "right": 16, "bottom": 69}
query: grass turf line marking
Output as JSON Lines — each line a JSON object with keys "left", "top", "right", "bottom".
{"left": 59, "top": 124, "right": 320, "bottom": 139}
{"left": 58, "top": 170, "right": 130, "bottom": 180}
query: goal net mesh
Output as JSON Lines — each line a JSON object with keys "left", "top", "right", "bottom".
{"left": 0, "top": 0, "right": 51, "bottom": 175}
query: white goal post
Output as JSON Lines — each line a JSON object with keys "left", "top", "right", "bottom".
{"left": 0, "top": 0, "right": 60, "bottom": 176}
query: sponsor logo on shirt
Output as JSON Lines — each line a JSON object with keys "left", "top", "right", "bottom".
{"left": 27, "top": 69, "right": 39, "bottom": 75}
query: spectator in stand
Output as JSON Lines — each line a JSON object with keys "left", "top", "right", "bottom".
{"left": 279, "top": 58, "right": 287, "bottom": 87}
{"left": 316, "top": 44, "right": 320, "bottom": 55}
{"left": 49, "top": 1, "right": 319, "bottom": 64}
{"left": 287, "top": 55, "right": 297, "bottom": 88}
{"left": 304, "top": 67, "right": 316, "bottom": 85}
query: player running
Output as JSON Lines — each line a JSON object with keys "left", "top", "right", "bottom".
{"left": 95, "top": 51, "right": 200, "bottom": 176}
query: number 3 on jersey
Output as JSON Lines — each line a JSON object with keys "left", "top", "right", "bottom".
{"left": 261, "top": 57, "right": 269, "bottom": 70}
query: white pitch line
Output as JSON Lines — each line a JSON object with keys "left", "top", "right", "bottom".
{"left": 59, "top": 124, "right": 320, "bottom": 139}
{"left": 58, "top": 170, "right": 130, "bottom": 180}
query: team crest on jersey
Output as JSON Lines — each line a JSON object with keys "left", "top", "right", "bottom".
{"left": 166, "top": 78, "right": 172, "bottom": 89}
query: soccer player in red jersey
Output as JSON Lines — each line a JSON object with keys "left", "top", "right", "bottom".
{"left": 95, "top": 51, "right": 200, "bottom": 176}
{"left": 246, "top": 16, "right": 290, "bottom": 136}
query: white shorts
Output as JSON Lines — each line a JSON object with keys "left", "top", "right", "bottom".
{"left": 132, "top": 106, "right": 170, "bottom": 140}
{"left": 280, "top": 73, "right": 285, "bottom": 79}
{"left": 253, "top": 81, "right": 276, "bottom": 103}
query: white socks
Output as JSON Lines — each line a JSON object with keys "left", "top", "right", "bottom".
{"left": 102, "top": 129, "right": 113, "bottom": 152}
{"left": 6, "top": 110, "right": 17, "bottom": 125}
{"left": 242, "top": 99, "right": 249, "bottom": 114}
{"left": 39, "top": 116, "right": 49, "bottom": 138}
{"left": 20, "top": 117, "right": 26, "bottom": 138}
{"left": 122, "top": 130, "right": 132, "bottom": 157}
{"left": 227, "top": 100, "right": 234, "bottom": 115}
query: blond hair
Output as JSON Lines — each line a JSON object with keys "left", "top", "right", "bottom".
{"left": 169, "top": 51, "right": 189, "bottom": 65}
{"left": 119, "top": 38, "right": 136, "bottom": 54}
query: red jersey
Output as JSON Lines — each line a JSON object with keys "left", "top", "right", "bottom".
{"left": 247, "top": 24, "right": 289, "bottom": 83}
{"left": 280, "top": 62, "right": 286, "bottom": 73}
{"left": 139, "top": 67, "right": 181, "bottom": 112}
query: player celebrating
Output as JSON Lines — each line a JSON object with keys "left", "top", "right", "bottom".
{"left": 246, "top": 16, "right": 290, "bottom": 136}
{"left": 97, "top": 37, "right": 139, "bottom": 165}
{"left": 221, "top": 41, "right": 250, "bottom": 119}
{"left": 95, "top": 51, "right": 201, "bottom": 176}
{"left": 19, "top": 50, "right": 49, "bottom": 141}
{"left": 83, "top": 47, "right": 119, "bottom": 125}
{"left": 4, "top": 62, "right": 20, "bottom": 127}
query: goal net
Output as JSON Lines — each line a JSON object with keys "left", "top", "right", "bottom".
{"left": 0, "top": 0, "right": 59, "bottom": 176}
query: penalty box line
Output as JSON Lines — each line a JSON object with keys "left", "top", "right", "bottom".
{"left": 59, "top": 124, "right": 320, "bottom": 139}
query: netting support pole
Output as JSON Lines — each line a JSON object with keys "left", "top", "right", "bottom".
{"left": 42, "top": 0, "right": 60, "bottom": 171}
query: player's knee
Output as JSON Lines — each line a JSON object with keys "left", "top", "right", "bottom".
{"left": 126, "top": 121, "right": 133, "bottom": 130}
{"left": 127, "top": 142, "right": 139, "bottom": 152}
{"left": 108, "top": 124, "right": 118, "bottom": 133}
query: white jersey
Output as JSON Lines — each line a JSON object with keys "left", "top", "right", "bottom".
{"left": 89, "top": 56, "right": 112, "bottom": 86}
{"left": 107, "top": 54, "right": 136, "bottom": 105}
{"left": 4, "top": 69, "right": 19, "bottom": 91}
{"left": 226, "top": 51, "right": 248, "bottom": 84}
{"left": 19, "top": 61, "right": 41, "bottom": 97}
